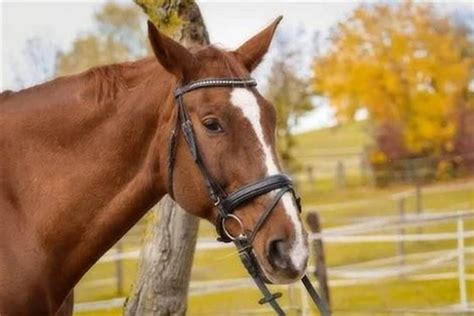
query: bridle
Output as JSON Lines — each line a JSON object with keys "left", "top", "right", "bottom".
{"left": 167, "top": 77, "right": 330, "bottom": 316}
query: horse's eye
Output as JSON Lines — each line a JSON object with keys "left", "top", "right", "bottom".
{"left": 203, "top": 118, "right": 223, "bottom": 133}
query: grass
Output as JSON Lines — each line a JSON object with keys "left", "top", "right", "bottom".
{"left": 331, "top": 278, "right": 474, "bottom": 313}
{"left": 295, "top": 120, "right": 370, "bottom": 154}
{"left": 73, "top": 178, "right": 474, "bottom": 315}
{"left": 73, "top": 122, "right": 474, "bottom": 315}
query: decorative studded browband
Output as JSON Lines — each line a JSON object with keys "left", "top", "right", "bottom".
{"left": 166, "top": 77, "right": 330, "bottom": 316}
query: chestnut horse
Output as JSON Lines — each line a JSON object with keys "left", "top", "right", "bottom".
{"left": 0, "top": 18, "right": 308, "bottom": 315}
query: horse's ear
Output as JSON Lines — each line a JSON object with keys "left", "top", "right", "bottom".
{"left": 147, "top": 20, "right": 194, "bottom": 80}
{"left": 233, "top": 16, "right": 282, "bottom": 72}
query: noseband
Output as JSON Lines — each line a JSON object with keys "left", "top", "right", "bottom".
{"left": 167, "top": 77, "right": 330, "bottom": 316}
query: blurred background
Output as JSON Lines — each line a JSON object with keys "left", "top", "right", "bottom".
{"left": 2, "top": 0, "right": 473, "bottom": 315}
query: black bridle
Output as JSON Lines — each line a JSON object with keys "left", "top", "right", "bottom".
{"left": 167, "top": 77, "right": 330, "bottom": 316}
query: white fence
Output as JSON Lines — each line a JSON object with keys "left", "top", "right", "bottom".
{"left": 74, "top": 210, "right": 474, "bottom": 314}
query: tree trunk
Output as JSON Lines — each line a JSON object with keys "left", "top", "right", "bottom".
{"left": 125, "top": 1, "right": 209, "bottom": 315}
{"left": 124, "top": 197, "right": 200, "bottom": 315}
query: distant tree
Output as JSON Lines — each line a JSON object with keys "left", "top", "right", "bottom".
{"left": 451, "top": 8, "right": 474, "bottom": 170}
{"left": 313, "top": 1, "right": 473, "bottom": 161}
{"left": 56, "top": 1, "right": 147, "bottom": 76}
{"left": 13, "top": 36, "right": 58, "bottom": 88}
{"left": 265, "top": 29, "right": 315, "bottom": 173}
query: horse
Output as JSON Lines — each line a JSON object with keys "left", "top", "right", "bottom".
{"left": 0, "top": 17, "right": 309, "bottom": 315}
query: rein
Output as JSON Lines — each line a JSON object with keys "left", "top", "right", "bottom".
{"left": 167, "top": 77, "right": 330, "bottom": 316}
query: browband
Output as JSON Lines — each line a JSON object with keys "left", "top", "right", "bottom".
{"left": 175, "top": 78, "right": 257, "bottom": 98}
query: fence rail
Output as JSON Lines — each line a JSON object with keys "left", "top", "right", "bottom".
{"left": 75, "top": 208, "right": 473, "bottom": 315}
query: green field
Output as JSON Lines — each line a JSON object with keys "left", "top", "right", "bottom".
{"left": 74, "top": 122, "right": 474, "bottom": 315}
{"left": 295, "top": 121, "right": 370, "bottom": 153}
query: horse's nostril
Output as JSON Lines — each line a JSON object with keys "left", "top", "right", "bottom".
{"left": 268, "top": 239, "right": 290, "bottom": 270}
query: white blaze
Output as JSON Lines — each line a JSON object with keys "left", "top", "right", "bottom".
{"left": 230, "top": 88, "right": 307, "bottom": 270}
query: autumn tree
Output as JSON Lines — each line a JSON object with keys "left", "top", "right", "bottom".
{"left": 452, "top": 10, "right": 474, "bottom": 170}
{"left": 313, "top": 1, "right": 473, "bottom": 164}
{"left": 265, "top": 29, "right": 315, "bottom": 173}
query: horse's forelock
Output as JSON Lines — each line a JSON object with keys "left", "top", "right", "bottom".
{"left": 193, "top": 46, "right": 248, "bottom": 79}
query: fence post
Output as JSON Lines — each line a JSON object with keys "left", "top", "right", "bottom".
{"left": 115, "top": 240, "right": 124, "bottom": 296}
{"left": 335, "top": 161, "right": 346, "bottom": 190}
{"left": 396, "top": 198, "right": 406, "bottom": 270}
{"left": 457, "top": 215, "right": 467, "bottom": 310}
{"left": 287, "top": 284, "right": 298, "bottom": 315}
{"left": 415, "top": 182, "right": 423, "bottom": 234}
{"left": 306, "top": 165, "right": 315, "bottom": 187}
{"left": 306, "top": 212, "right": 331, "bottom": 310}
{"left": 359, "top": 152, "right": 368, "bottom": 185}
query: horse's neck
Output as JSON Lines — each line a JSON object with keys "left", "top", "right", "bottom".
{"left": 1, "top": 57, "right": 175, "bottom": 303}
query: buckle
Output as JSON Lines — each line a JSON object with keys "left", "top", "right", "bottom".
{"left": 213, "top": 195, "right": 221, "bottom": 206}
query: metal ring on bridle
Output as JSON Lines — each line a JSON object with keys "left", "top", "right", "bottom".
{"left": 221, "top": 214, "right": 245, "bottom": 241}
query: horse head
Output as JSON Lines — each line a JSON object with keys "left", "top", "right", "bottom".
{"left": 149, "top": 17, "right": 309, "bottom": 284}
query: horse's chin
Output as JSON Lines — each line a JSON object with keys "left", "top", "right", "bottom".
{"left": 253, "top": 250, "right": 306, "bottom": 285}
{"left": 260, "top": 268, "right": 305, "bottom": 285}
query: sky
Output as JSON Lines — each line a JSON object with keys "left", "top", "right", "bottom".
{"left": 1, "top": 0, "right": 473, "bottom": 131}
{"left": 1, "top": 1, "right": 362, "bottom": 88}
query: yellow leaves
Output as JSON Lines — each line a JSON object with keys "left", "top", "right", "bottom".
{"left": 57, "top": 35, "right": 133, "bottom": 76}
{"left": 405, "top": 116, "right": 456, "bottom": 154}
{"left": 313, "top": 0, "right": 473, "bottom": 157}
{"left": 369, "top": 149, "right": 388, "bottom": 165}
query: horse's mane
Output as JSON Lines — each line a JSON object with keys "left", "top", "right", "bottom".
{"left": 80, "top": 57, "right": 158, "bottom": 106}
{"left": 0, "top": 57, "right": 158, "bottom": 109}
{"left": 61, "top": 46, "right": 243, "bottom": 106}
{"left": 0, "top": 46, "right": 244, "bottom": 108}
{"left": 83, "top": 45, "right": 246, "bottom": 104}
{"left": 0, "top": 90, "right": 14, "bottom": 102}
